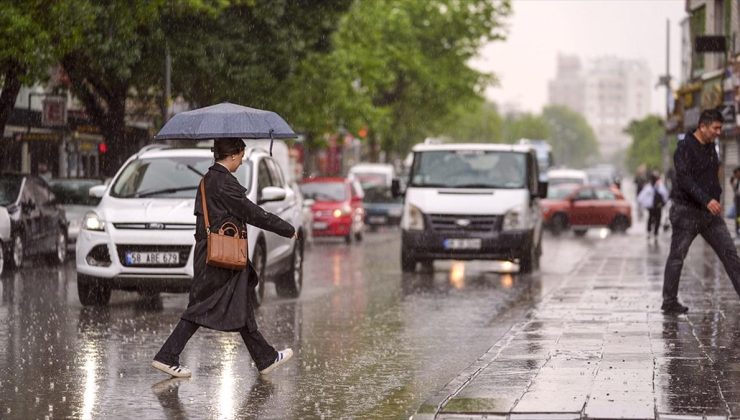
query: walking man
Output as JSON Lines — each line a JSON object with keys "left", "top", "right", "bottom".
{"left": 663, "top": 109, "right": 740, "bottom": 314}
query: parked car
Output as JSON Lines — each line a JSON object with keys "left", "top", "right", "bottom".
{"left": 47, "top": 178, "right": 104, "bottom": 243}
{"left": 75, "top": 145, "right": 306, "bottom": 306}
{"left": 300, "top": 177, "right": 365, "bottom": 244}
{"left": 547, "top": 168, "right": 588, "bottom": 186}
{"left": 541, "top": 183, "right": 632, "bottom": 236}
{"left": 393, "top": 143, "right": 547, "bottom": 274}
{"left": 362, "top": 185, "right": 403, "bottom": 229}
{"left": 0, "top": 173, "right": 68, "bottom": 274}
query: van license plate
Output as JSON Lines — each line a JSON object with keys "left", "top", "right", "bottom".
{"left": 443, "top": 238, "right": 482, "bottom": 250}
{"left": 125, "top": 252, "right": 179, "bottom": 265}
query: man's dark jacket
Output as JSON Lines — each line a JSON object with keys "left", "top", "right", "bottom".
{"left": 182, "top": 163, "right": 295, "bottom": 332}
{"left": 671, "top": 132, "right": 721, "bottom": 211}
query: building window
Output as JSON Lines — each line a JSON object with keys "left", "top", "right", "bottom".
{"left": 691, "top": 5, "right": 706, "bottom": 76}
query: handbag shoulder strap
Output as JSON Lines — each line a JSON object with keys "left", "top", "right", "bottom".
{"left": 199, "top": 179, "right": 210, "bottom": 231}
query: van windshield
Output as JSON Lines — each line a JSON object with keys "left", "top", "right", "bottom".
{"left": 410, "top": 150, "right": 526, "bottom": 189}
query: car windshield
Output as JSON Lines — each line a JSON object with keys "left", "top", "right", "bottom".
{"left": 300, "top": 182, "right": 347, "bottom": 202}
{"left": 352, "top": 172, "right": 390, "bottom": 189}
{"left": 547, "top": 184, "right": 578, "bottom": 199}
{"left": 48, "top": 179, "right": 103, "bottom": 206}
{"left": 410, "top": 150, "right": 526, "bottom": 189}
{"left": 0, "top": 176, "right": 22, "bottom": 206}
{"left": 110, "top": 156, "right": 251, "bottom": 199}
{"left": 363, "top": 186, "right": 401, "bottom": 204}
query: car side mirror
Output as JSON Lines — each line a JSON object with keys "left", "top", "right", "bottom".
{"left": 89, "top": 185, "right": 106, "bottom": 198}
{"left": 391, "top": 178, "right": 404, "bottom": 198}
{"left": 537, "top": 181, "right": 548, "bottom": 199}
{"left": 259, "top": 186, "right": 287, "bottom": 204}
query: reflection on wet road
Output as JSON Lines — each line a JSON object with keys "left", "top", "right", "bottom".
{"left": 0, "top": 229, "right": 589, "bottom": 418}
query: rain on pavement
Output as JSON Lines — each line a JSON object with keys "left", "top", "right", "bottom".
{"left": 0, "top": 229, "right": 590, "bottom": 419}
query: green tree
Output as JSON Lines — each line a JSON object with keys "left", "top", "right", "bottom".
{"left": 541, "top": 105, "right": 599, "bottom": 167}
{"left": 0, "top": 1, "right": 90, "bottom": 137}
{"left": 438, "top": 99, "right": 503, "bottom": 143}
{"left": 501, "top": 112, "right": 550, "bottom": 143}
{"left": 291, "top": 0, "right": 512, "bottom": 160}
{"left": 625, "top": 115, "right": 667, "bottom": 173}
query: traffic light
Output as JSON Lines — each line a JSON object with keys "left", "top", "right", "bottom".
{"left": 98, "top": 142, "right": 108, "bottom": 154}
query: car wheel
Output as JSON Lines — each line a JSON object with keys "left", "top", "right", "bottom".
{"left": 401, "top": 249, "right": 416, "bottom": 272}
{"left": 251, "top": 243, "right": 267, "bottom": 308}
{"left": 519, "top": 243, "right": 537, "bottom": 274}
{"left": 573, "top": 228, "right": 588, "bottom": 237}
{"left": 51, "top": 230, "right": 67, "bottom": 264}
{"left": 77, "top": 275, "right": 112, "bottom": 306}
{"left": 550, "top": 214, "right": 568, "bottom": 236}
{"left": 610, "top": 215, "right": 629, "bottom": 233}
{"left": 9, "top": 234, "right": 24, "bottom": 269}
{"left": 276, "top": 237, "right": 303, "bottom": 298}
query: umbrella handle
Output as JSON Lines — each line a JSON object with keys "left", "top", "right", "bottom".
{"left": 269, "top": 130, "right": 274, "bottom": 157}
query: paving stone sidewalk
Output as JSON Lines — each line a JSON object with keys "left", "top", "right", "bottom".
{"left": 415, "top": 232, "right": 740, "bottom": 420}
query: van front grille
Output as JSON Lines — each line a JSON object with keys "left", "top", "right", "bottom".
{"left": 428, "top": 214, "right": 502, "bottom": 233}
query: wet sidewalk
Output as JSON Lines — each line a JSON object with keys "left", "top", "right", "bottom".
{"left": 415, "top": 231, "right": 740, "bottom": 419}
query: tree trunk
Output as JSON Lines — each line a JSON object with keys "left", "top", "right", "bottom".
{"left": 367, "top": 132, "right": 379, "bottom": 162}
{"left": 0, "top": 63, "right": 24, "bottom": 139}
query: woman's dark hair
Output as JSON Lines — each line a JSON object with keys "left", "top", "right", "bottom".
{"left": 698, "top": 109, "right": 724, "bottom": 127}
{"left": 212, "top": 138, "right": 245, "bottom": 160}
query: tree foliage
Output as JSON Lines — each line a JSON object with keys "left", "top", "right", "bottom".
{"left": 502, "top": 112, "right": 550, "bottom": 143}
{"left": 542, "top": 105, "right": 599, "bottom": 168}
{"left": 0, "top": 1, "right": 91, "bottom": 137}
{"left": 625, "top": 115, "right": 667, "bottom": 173}
{"left": 437, "top": 99, "right": 503, "bottom": 143}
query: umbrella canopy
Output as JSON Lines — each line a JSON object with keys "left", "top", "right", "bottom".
{"left": 154, "top": 102, "right": 297, "bottom": 140}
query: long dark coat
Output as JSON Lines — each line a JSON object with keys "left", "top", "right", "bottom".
{"left": 181, "top": 163, "right": 295, "bottom": 332}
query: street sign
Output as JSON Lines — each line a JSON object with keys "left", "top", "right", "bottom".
{"left": 41, "top": 96, "right": 67, "bottom": 127}
{"left": 695, "top": 35, "right": 727, "bottom": 53}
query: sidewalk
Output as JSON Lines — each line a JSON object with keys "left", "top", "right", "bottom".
{"left": 415, "top": 230, "right": 740, "bottom": 420}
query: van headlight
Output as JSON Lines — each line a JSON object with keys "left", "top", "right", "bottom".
{"left": 406, "top": 205, "right": 425, "bottom": 231}
{"left": 82, "top": 212, "right": 106, "bottom": 231}
{"left": 503, "top": 209, "right": 524, "bottom": 230}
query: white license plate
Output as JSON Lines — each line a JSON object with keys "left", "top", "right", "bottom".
{"left": 125, "top": 252, "right": 179, "bottom": 265}
{"left": 368, "top": 216, "right": 387, "bottom": 224}
{"left": 313, "top": 222, "right": 329, "bottom": 230}
{"left": 443, "top": 238, "right": 482, "bottom": 250}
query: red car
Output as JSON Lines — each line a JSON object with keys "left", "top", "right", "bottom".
{"left": 299, "top": 177, "right": 365, "bottom": 244}
{"left": 541, "top": 183, "right": 632, "bottom": 236}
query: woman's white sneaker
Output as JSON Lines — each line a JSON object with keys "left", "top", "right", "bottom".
{"left": 152, "top": 360, "right": 192, "bottom": 378}
{"left": 259, "top": 348, "right": 293, "bottom": 375}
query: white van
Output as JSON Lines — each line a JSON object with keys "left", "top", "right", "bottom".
{"left": 393, "top": 143, "right": 547, "bottom": 273}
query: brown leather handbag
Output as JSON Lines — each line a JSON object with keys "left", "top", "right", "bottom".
{"left": 200, "top": 180, "right": 248, "bottom": 270}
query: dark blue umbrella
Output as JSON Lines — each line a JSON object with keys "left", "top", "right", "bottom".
{"left": 154, "top": 102, "right": 297, "bottom": 141}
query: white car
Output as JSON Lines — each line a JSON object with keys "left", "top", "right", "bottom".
{"left": 546, "top": 168, "right": 589, "bottom": 186}
{"left": 75, "top": 145, "right": 306, "bottom": 306}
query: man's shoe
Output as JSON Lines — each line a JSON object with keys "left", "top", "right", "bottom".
{"left": 661, "top": 301, "right": 689, "bottom": 314}
{"left": 259, "top": 348, "right": 293, "bottom": 375}
{"left": 152, "top": 360, "right": 192, "bottom": 378}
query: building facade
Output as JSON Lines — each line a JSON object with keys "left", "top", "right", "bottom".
{"left": 548, "top": 55, "right": 652, "bottom": 160}
{"left": 674, "top": 0, "right": 740, "bottom": 212}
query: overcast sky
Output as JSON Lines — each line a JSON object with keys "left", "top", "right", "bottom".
{"left": 470, "top": 0, "right": 687, "bottom": 115}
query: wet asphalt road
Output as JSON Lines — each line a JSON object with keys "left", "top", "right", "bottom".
{"left": 0, "top": 229, "right": 592, "bottom": 419}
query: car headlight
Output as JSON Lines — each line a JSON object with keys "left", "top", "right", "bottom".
{"left": 503, "top": 209, "right": 524, "bottom": 230}
{"left": 406, "top": 204, "right": 425, "bottom": 231}
{"left": 82, "top": 212, "right": 106, "bottom": 231}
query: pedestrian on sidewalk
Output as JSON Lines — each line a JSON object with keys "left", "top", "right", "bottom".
{"left": 637, "top": 171, "right": 669, "bottom": 239}
{"left": 152, "top": 138, "right": 296, "bottom": 378}
{"left": 663, "top": 109, "right": 740, "bottom": 314}
{"left": 730, "top": 166, "right": 740, "bottom": 235}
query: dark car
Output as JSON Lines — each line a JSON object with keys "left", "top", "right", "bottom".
{"left": 0, "top": 173, "right": 68, "bottom": 271}
{"left": 362, "top": 185, "right": 403, "bottom": 229}
{"left": 47, "top": 178, "right": 103, "bottom": 243}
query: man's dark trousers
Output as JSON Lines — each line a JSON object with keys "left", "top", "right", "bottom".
{"left": 664, "top": 203, "right": 740, "bottom": 303}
